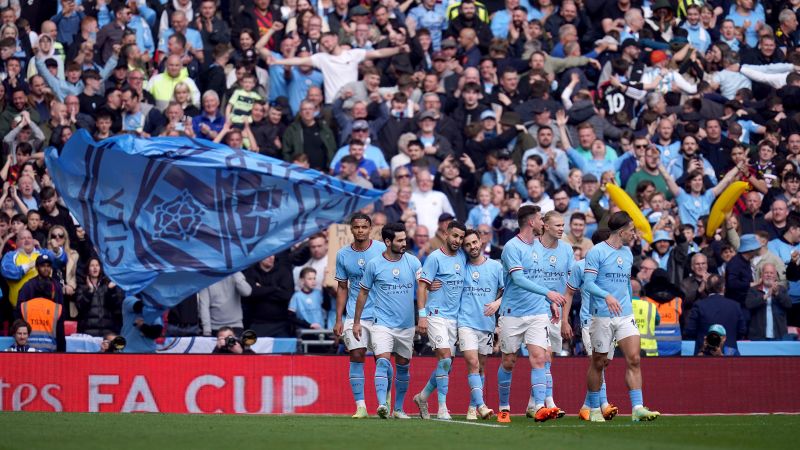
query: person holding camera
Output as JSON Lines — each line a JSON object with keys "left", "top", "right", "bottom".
{"left": 212, "top": 326, "right": 255, "bottom": 354}
{"left": 697, "top": 324, "right": 738, "bottom": 356}
{"left": 685, "top": 274, "right": 746, "bottom": 355}
{"left": 745, "top": 263, "right": 792, "bottom": 341}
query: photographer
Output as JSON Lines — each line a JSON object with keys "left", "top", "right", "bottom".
{"left": 697, "top": 324, "right": 739, "bottom": 356}
{"left": 212, "top": 326, "right": 255, "bottom": 354}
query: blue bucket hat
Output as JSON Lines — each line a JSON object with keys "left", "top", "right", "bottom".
{"left": 652, "top": 230, "right": 674, "bottom": 244}
{"left": 738, "top": 234, "right": 761, "bottom": 253}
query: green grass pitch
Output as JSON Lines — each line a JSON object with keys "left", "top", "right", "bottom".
{"left": 1, "top": 413, "right": 797, "bottom": 450}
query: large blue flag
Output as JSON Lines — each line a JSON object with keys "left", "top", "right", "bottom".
{"left": 45, "top": 130, "right": 383, "bottom": 308}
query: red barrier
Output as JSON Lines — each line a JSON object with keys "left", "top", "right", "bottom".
{"left": 1, "top": 354, "right": 798, "bottom": 414}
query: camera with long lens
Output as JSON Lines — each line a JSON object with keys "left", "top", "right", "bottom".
{"left": 701, "top": 330, "right": 723, "bottom": 356}
{"left": 225, "top": 330, "right": 258, "bottom": 351}
{"left": 241, "top": 330, "right": 257, "bottom": 347}
{"left": 706, "top": 332, "right": 722, "bottom": 348}
{"left": 106, "top": 336, "right": 127, "bottom": 353}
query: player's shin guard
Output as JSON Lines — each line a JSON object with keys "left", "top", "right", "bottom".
{"left": 600, "top": 370, "right": 608, "bottom": 407}
{"left": 375, "top": 358, "right": 391, "bottom": 406}
{"left": 395, "top": 363, "right": 410, "bottom": 412}
{"left": 545, "top": 361, "right": 555, "bottom": 408}
{"left": 349, "top": 362, "right": 365, "bottom": 406}
{"left": 629, "top": 389, "right": 644, "bottom": 410}
{"left": 435, "top": 358, "right": 451, "bottom": 405}
{"left": 531, "top": 368, "right": 547, "bottom": 409}
{"left": 468, "top": 373, "right": 484, "bottom": 407}
{"left": 498, "top": 366, "right": 513, "bottom": 410}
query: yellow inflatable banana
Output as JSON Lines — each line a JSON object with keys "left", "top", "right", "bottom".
{"left": 605, "top": 183, "right": 653, "bottom": 243}
{"left": 705, "top": 181, "right": 750, "bottom": 238}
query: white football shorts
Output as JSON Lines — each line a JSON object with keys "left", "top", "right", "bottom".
{"left": 371, "top": 324, "right": 415, "bottom": 359}
{"left": 498, "top": 314, "right": 550, "bottom": 354}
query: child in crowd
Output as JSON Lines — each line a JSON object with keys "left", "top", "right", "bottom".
{"left": 466, "top": 185, "right": 500, "bottom": 228}
{"left": 288, "top": 267, "right": 324, "bottom": 330}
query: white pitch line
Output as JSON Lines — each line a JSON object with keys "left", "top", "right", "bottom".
{"left": 528, "top": 423, "right": 755, "bottom": 429}
{"left": 432, "top": 419, "right": 508, "bottom": 428}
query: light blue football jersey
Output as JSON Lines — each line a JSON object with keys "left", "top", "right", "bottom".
{"left": 359, "top": 252, "right": 422, "bottom": 329}
{"left": 531, "top": 239, "right": 573, "bottom": 318}
{"left": 458, "top": 258, "right": 504, "bottom": 332}
{"left": 584, "top": 241, "right": 634, "bottom": 318}
{"left": 334, "top": 240, "right": 387, "bottom": 320}
{"left": 419, "top": 248, "right": 467, "bottom": 319}
{"left": 566, "top": 259, "right": 592, "bottom": 324}
{"left": 500, "top": 236, "right": 549, "bottom": 317}
{"left": 289, "top": 289, "right": 325, "bottom": 325}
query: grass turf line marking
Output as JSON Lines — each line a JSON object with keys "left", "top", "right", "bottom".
{"left": 528, "top": 423, "right": 750, "bottom": 429}
{"left": 432, "top": 419, "right": 508, "bottom": 428}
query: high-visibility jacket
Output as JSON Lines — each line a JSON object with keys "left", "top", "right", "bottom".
{"left": 645, "top": 296, "right": 683, "bottom": 356}
{"left": 20, "top": 298, "right": 62, "bottom": 352}
{"left": 632, "top": 298, "right": 658, "bottom": 356}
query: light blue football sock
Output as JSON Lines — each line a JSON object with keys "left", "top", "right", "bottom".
{"left": 531, "top": 368, "right": 546, "bottom": 409}
{"left": 349, "top": 362, "right": 365, "bottom": 403}
{"left": 421, "top": 370, "right": 437, "bottom": 400}
{"left": 629, "top": 389, "right": 643, "bottom": 410}
{"left": 468, "top": 373, "right": 483, "bottom": 407}
{"left": 375, "top": 358, "right": 391, "bottom": 406}
{"left": 588, "top": 390, "right": 601, "bottom": 409}
{"left": 498, "top": 366, "right": 513, "bottom": 409}
{"left": 435, "top": 358, "right": 451, "bottom": 405}
{"left": 395, "top": 363, "right": 410, "bottom": 411}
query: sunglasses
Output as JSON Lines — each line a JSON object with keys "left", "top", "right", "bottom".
{"left": 635, "top": 144, "right": 649, "bottom": 148}
{"left": 52, "top": 233, "right": 65, "bottom": 238}
{"left": 396, "top": 174, "right": 410, "bottom": 179}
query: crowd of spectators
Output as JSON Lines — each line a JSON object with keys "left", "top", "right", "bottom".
{"left": 2, "top": 0, "right": 800, "bottom": 354}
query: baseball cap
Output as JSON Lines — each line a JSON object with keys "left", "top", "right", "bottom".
{"left": 36, "top": 254, "right": 53, "bottom": 267}
{"left": 480, "top": 110, "right": 496, "bottom": 121}
{"left": 441, "top": 37, "right": 457, "bottom": 49}
{"left": 497, "top": 149, "right": 512, "bottom": 159}
{"left": 707, "top": 324, "right": 727, "bottom": 336}
{"left": 438, "top": 213, "right": 455, "bottom": 223}
{"left": 432, "top": 51, "right": 447, "bottom": 61}
{"left": 352, "top": 119, "right": 369, "bottom": 131}
{"left": 417, "top": 110, "right": 437, "bottom": 121}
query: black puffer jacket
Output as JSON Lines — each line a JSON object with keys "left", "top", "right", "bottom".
{"left": 76, "top": 280, "right": 124, "bottom": 337}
